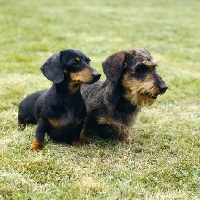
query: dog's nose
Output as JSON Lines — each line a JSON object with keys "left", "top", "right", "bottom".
{"left": 159, "top": 84, "right": 168, "bottom": 93}
{"left": 93, "top": 72, "right": 101, "bottom": 81}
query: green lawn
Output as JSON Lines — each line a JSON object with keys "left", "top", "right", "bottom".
{"left": 0, "top": 0, "right": 200, "bottom": 199}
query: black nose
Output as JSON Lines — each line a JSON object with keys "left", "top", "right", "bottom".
{"left": 159, "top": 85, "right": 168, "bottom": 93}
{"left": 93, "top": 72, "right": 101, "bottom": 81}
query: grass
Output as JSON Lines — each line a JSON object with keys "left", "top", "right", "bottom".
{"left": 0, "top": 0, "right": 200, "bottom": 199}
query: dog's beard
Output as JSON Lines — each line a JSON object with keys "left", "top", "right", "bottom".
{"left": 122, "top": 76, "right": 158, "bottom": 106}
{"left": 135, "top": 94, "right": 155, "bottom": 106}
{"left": 123, "top": 88, "right": 155, "bottom": 106}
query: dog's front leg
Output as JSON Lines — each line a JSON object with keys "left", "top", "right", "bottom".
{"left": 118, "top": 129, "right": 132, "bottom": 144}
{"left": 30, "top": 118, "right": 47, "bottom": 151}
{"left": 73, "top": 124, "right": 90, "bottom": 147}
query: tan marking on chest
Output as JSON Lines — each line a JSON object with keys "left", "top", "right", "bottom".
{"left": 68, "top": 81, "right": 81, "bottom": 93}
{"left": 97, "top": 117, "right": 131, "bottom": 131}
{"left": 97, "top": 110, "right": 139, "bottom": 131}
{"left": 49, "top": 118, "right": 83, "bottom": 128}
{"left": 49, "top": 118, "right": 66, "bottom": 128}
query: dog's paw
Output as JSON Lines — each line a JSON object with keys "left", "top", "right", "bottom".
{"left": 30, "top": 138, "right": 43, "bottom": 151}
{"left": 73, "top": 137, "right": 90, "bottom": 147}
{"left": 18, "top": 124, "right": 26, "bottom": 131}
{"left": 119, "top": 135, "right": 132, "bottom": 144}
{"left": 124, "top": 136, "right": 132, "bottom": 144}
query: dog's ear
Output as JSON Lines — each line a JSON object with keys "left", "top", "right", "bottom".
{"left": 40, "top": 52, "right": 64, "bottom": 83}
{"left": 102, "top": 51, "right": 126, "bottom": 82}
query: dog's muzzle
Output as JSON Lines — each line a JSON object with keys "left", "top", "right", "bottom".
{"left": 92, "top": 72, "right": 101, "bottom": 82}
{"left": 158, "top": 83, "right": 168, "bottom": 94}
{"left": 144, "top": 82, "right": 168, "bottom": 99}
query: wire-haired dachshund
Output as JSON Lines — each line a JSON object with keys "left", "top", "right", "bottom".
{"left": 18, "top": 49, "right": 101, "bottom": 150}
{"left": 74, "top": 48, "right": 168, "bottom": 146}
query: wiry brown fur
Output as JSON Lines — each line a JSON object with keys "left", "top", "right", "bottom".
{"left": 74, "top": 48, "right": 168, "bottom": 146}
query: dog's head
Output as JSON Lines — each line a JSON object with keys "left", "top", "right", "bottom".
{"left": 102, "top": 48, "right": 168, "bottom": 106}
{"left": 41, "top": 49, "right": 101, "bottom": 85}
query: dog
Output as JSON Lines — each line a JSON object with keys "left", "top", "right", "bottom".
{"left": 18, "top": 49, "right": 101, "bottom": 150}
{"left": 74, "top": 48, "right": 168, "bottom": 146}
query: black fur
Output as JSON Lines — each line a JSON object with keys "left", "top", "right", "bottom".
{"left": 18, "top": 49, "right": 101, "bottom": 150}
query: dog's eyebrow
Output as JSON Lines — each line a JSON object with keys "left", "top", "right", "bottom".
{"left": 75, "top": 57, "right": 80, "bottom": 61}
{"left": 143, "top": 60, "right": 160, "bottom": 67}
{"left": 86, "top": 57, "right": 91, "bottom": 61}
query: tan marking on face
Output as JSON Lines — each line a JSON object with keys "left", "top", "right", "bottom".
{"left": 75, "top": 57, "right": 80, "bottom": 61}
{"left": 137, "top": 94, "right": 155, "bottom": 106}
{"left": 70, "top": 68, "right": 93, "bottom": 83}
{"left": 142, "top": 60, "right": 160, "bottom": 67}
{"left": 96, "top": 116, "right": 134, "bottom": 142}
{"left": 122, "top": 73, "right": 159, "bottom": 106}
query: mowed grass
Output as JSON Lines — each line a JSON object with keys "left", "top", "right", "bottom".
{"left": 0, "top": 0, "right": 200, "bottom": 199}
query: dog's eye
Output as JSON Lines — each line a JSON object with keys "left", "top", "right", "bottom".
{"left": 73, "top": 58, "right": 80, "bottom": 66}
{"left": 73, "top": 61, "right": 79, "bottom": 65}
{"left": 135, "top": 65, "right": 147, "bottom": 73}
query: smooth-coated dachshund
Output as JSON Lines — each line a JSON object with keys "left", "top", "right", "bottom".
{"left": 18, "top": 49, "right": 101, "bottom": 150}
{"left": 74, "top": 48, "right": 168, "bottom": 146}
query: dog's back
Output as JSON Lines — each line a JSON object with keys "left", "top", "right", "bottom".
{"left": 18, "top": 89, "right": 48, "bottom": 130}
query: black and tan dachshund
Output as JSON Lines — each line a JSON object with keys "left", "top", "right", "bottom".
{"left": 18, "top": 49, "right": 101, "bottom": 150}
{"left": 74, "top": 48, "right": 168, "bottom": 146}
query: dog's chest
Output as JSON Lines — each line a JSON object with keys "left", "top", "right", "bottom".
{"left": 97, "top": 112, "right": 135, "bottom": 127}
{"left": 96, "top": 104, "right": 140, "bottom": 128}
{"left": 48, "top": 109, "right": 83, "bottom": 128}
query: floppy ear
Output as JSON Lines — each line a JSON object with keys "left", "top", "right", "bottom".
{"left": 40, "top": 52, "right": 64, "bottom": 83}
{"left": 102, "top": 51, "right": 126, "bottom": 82}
